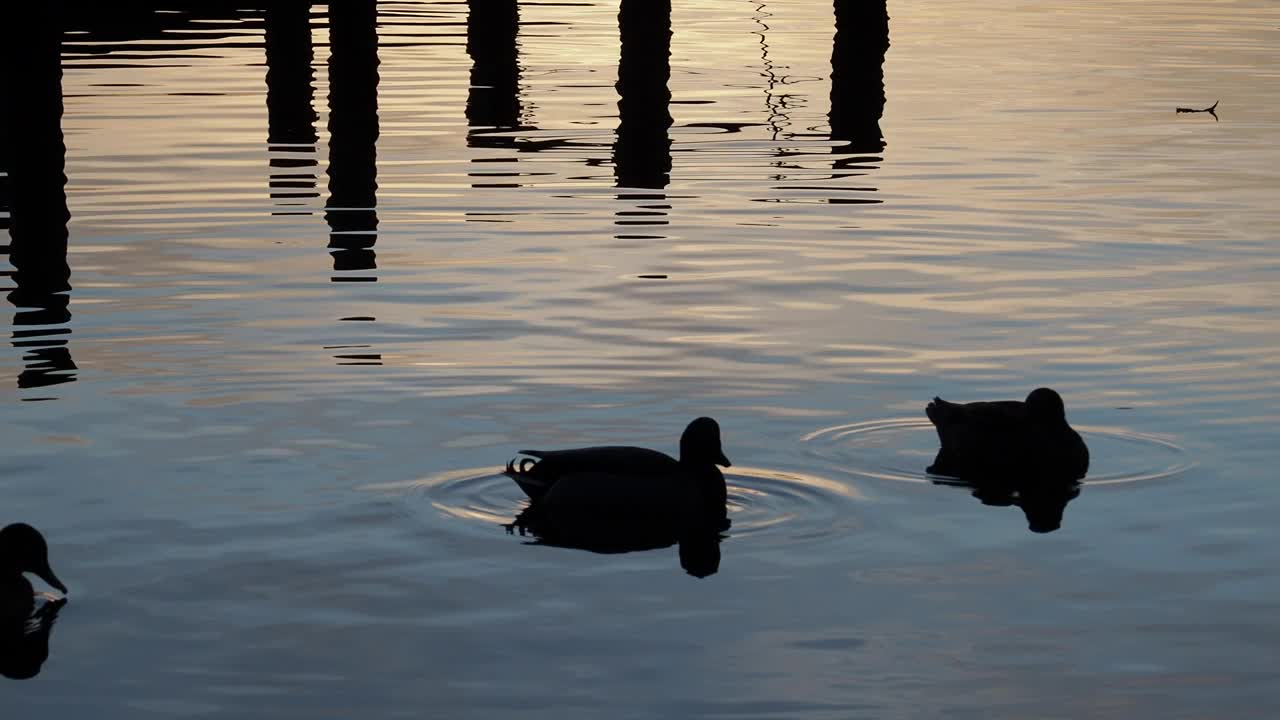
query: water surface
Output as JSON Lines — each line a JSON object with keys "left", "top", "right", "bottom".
{"left": 2, "top": 0, "right": 1279, "bottom": 716}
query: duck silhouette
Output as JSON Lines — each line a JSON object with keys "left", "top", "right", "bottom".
{"left": 1, "top": 523, "right": 67, "bottom": 626}
{"left": 925, "top": 388, "right": 1089, "bottom": 481}
{"left": 505, "top": 416, "right": 731, "bottom": 499}
{"left": 504, "top": 417, "right": 731, "bottom": 570}
{"left": 1, "top": 523, "right": 68, "bottom": 679}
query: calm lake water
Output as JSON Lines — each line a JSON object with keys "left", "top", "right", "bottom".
{"left": 2, "top": 0, "right": 1279, "bottom": 716}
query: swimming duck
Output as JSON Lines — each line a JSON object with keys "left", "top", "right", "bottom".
{"left": 925, "top": 388, "right": 1089, "bottom": 481}
{"left": 504, "top": 417, "right": 732, "bottom": 544}
{"left": 504, "top": 416, "right": 731, "bottom": 500}
{"left": 1, "top": 523, "right": 68, "bottom": 626}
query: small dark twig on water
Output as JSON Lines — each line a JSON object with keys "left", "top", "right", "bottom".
{"left": 1176, "top": 100, "right": 1219, "bottom": 121}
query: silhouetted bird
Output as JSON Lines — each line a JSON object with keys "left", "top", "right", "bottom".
{"left": 504, "top": 418, "right": 731, "bottom": 554}
{"left": 1, "top": 523, "right": 67, "bottom": 626}
{"left": 505, "top": 417, "right": 730, "bottom": 499}
{"left": 925, "top": 388, "right": 1089, "bottom": 481}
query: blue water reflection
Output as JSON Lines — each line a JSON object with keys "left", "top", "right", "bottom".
{"left": 2, "top": 0, "right": 1279, "bottom": 716}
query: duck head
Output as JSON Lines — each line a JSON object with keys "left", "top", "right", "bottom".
{"left": 1025, "top": 387, "right": 1067, "bottom": 422}
{"left": 679, "top": 417, "right": 731, "bottom": 467}
{"left": 0, "top": 524, "right": 67, "bottom": 595}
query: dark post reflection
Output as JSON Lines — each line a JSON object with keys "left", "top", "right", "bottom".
{"left": 464, "top": 0, "right": 527, "bottom": 195}
{"left": 828, "top": 0, "right": 889, "bottom": 156}
{"left": 1, "top": 3, "right": 77, "bottom": 393}
{"left": 265, "top": 2, "right": 320, "bottom": 213}
{"left": 466, "top": 0, "right": 522, "bottom": 145}
{"left": 325, "top": 0, "right": 380, "bottom": 279}
{"left": 613, "top": 0, "right": 673, "bottom": 190}
{"left": 0, "top": 87, "right": 10, "bottom": 239}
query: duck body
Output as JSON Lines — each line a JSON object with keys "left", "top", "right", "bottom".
{"left": 506, "top": 446, "right": 680, "bottom": 501}
{"left": 504, "top": 417, "right": 732, "bottom": 550}
{"left": 0, "top": 524, "right": 68, "bottom": 679}
{"left": 0, "top": 574, "right": 37, "bottom": 627}
{"left": 513, "top": 466, "right": 728, "bottom": 549}
{"left": 925, "top": 388, "right": 1089, "bottom": 482}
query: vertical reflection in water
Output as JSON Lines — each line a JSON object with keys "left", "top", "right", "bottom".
{"left": 465, "top": 0, "right": 525, "bottom": 198}
{"left": 325, "top": 0, "right": 380, "bottom": 280}
{"left": 465, "top": 0, "right": 521, "bottom": 148}
{"left": 614, "top": 0, "right": 672, "bottom": 191}
{"left": 829, "top": 0, "right": 889, "bottom": 159}
{"left": 0, "top": 5, "right": 76, "bottom": 395}
{"left": 614, "top": 0, "right": 672, "bottom": 234}
{"left": 751, "top": 2, "right": 793, "bottom": 143}
{"left": 750, "top": 1, "right": 805, "bottom": 186}
{"left": 0, "top": 85, "right": 8, "bottom": 240}
{"left": 265, "top": 2, "right": 320, "bottom": 215}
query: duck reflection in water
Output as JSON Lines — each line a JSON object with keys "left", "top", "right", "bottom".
{"left": 925, "top": 388, "right": 1089, "bottom": 533}
{"left": 1, "top": 523, "right": 68, "bottom": 679}
{"left": 932, "top": 475, "right": 1082, "bottom": 534}
{"left": 1, "top": 593, "right": 66, "bottom": 680}
{"left": 503, "top": 418, "right": 731, "bottom": 577}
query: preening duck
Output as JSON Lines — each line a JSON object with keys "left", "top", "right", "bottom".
{"left": 925, "top": 387, "right": 1089, "bottom": 481}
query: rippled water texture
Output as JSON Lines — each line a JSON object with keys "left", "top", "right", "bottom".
{"left": 803, "top": 418, "right": 1193, "bottom": 485}
{"left": 2, "top": 0, "right": 1279, "bottom": 716}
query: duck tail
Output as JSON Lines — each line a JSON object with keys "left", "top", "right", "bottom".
{"left": 502, "top": 457, "right": 539, "bottom": 478}
{"left": 504, "top": 456, "right": 552, "bottom": 500}
{"left": 926, "top": 396, "right": 961, "bottom": 430}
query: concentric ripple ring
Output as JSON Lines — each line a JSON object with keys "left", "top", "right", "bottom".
{"left": 802, "top": 418, "right": 1193, "bottom": 486}
{"left": 364, "top": 465, "right": 863, "bottom": 545}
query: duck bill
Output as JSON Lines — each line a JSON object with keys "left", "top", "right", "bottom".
{"left": 35, "top": 564, "right": 68, "bottom": 595}
{"left": 716, "top": 449, "right": 731, "bottom": 468}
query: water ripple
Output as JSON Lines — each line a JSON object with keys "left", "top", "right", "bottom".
{"left": 364, "top": 464, "right": 862, "bottom": 546}
{"left": 802, "top": 418, "right": 1193, "bottom": 486}
{"left": 725, "top": 466, "right": 863, "bottom": 543}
